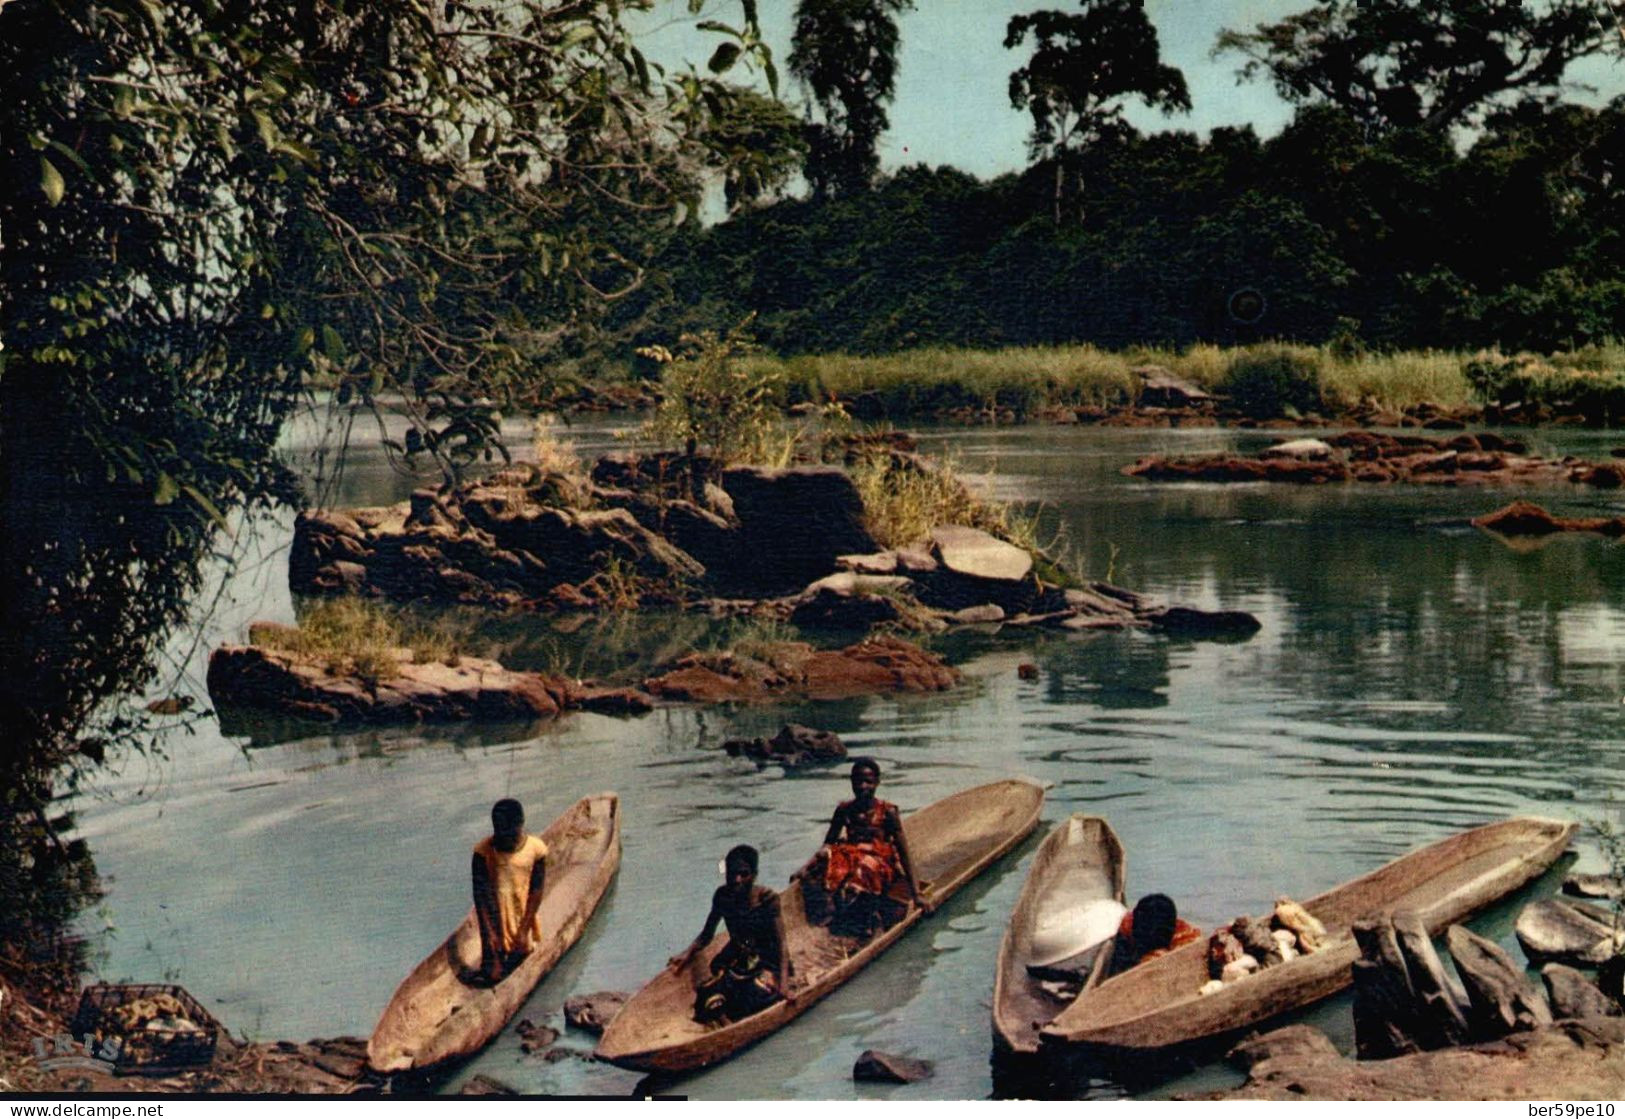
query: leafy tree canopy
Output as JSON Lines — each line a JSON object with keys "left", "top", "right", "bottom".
{"left": 1217, "top": 0, "right": 1619, "bottom": 135}
{"left": 790, "top": 0, "right": 914, "bottom": 198}
{"left": 1005, "top": 0, "right": 1189, "bottom": 222}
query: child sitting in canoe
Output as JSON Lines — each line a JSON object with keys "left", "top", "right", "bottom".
{"left": 471, "top": 798, "right": 547, "bottom": 984}
{"left": 669, "top": 845, "right": 791, "bottom": 1024}
{"left": 796, "top": 758, "right": 923, "bottom": 936}
{"left": 1105, "top": 893, "right": 1202, "bottom": 976}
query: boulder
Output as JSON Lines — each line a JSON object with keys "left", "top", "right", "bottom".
{"left": 920, "top": 525, "right": 1037, "bottom": 613}
{"left": 723, "top": 724, "right": 847, "bottom": 767}
{"left": 950, "top": 604, "right": 1005, "bottom": 625}
{"left": 1564, "top": 873, "right": 1625, "bottom": 901}
{"left": 516, "top": 1019, "right": 559, "bottom": 1054}
{"left": 1391, "top": 910, "right": 1471, "bottom": 1050}
{"left": 1446, "top": 925, "right": 1553, "bottom": 1037}
{"left": 642, "top": 636, "right": 958, "bottom": 704}
{"left": 459, "top": 1075, "right": 518, "bottom": 1096}
{"left": 1541, "top": 965, "right": 1624, "bottom": 1021}
{"left": 1515, "top": 899, "right": 1623, "bottom": 965}
{"left": 719, "top": 465, "right": 878, "bottom": 595}
{"left": 1144, "top": 606, "right": 1262, "bottom": 638}
{"left": 1472, "top": 501, "right": 1625, "bottom": 538}
{"left": 789, "top": 588, "right": 903, "bottom": 631}
{"left": 1260, "top": 438, "right": 1335, "bottom": 460}
{"left": 563, "top": 991, "right": 628, "bottom": 1034}
{"left": 208, "top": 642, "right": 594, "bottom": 727}
{"left": 853, "top": 1049, "right": 933, "bottom": 1084}
{"left": 837, "top": 552, "right": 900, "bottom": 575}
{"left": 1228, "top": 1024, "right": 1341, "bottom": 1072}
{"left": 1202, "top": 1017, "right": 1625, "bottom": 1100}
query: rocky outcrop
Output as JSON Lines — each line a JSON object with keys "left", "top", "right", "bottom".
{"left": 1124, "top": 430, "right": 1620, "bottom": 490}
{"left": 918, "top": 525, "right": 1038, "bottom": 613}
{"left": 563, "top": 991, "right": 628, "bottom": 1034}
{"left": 207, "top": 636, "right": 654, "bottom": 726}
{"left": 1542, "top": 965, "right": 1624, "bottom": 1021}
{"left": 642, "top": 635, "right": 960, "bottom": 704}
{"left": 1447, "top": 926, "right": 1554, "bottom": 1037}
{"left": 723, "top": 724, "right": 847, "bottom": 767}
{"left": 1206, "top": 1018, "right": 1625, "bottom": 1100}
{"left": 1515, "top": 898, "right": 1623, "bottom": 965}
{"left": 716, "top": 465, "right": 878, "bottom": 594}
{"left": 1565, "top": 873, "right": 1625, "bottom": 900}
{"left": 1351, "top": 912, "right": 1469, "bottom": 1059}
{"left": 853, "top": 1049, "right": 934, "bottom": 1083}
{"left": 1472, "top": 501, "right": 1625, "bottom": 539}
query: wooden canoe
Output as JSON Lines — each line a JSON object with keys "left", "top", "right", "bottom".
{"left": 367, "top": 792, "right": 621, "bottom": 1073}
{"left": 993, "top": 815, "right": 1126, "bottom": 1055}
{"left": 1039, "top": 816, "right": 1574, "bottom": 1055}
{"left": 595, "top": 778, "right": 1045, "bottom": 1074}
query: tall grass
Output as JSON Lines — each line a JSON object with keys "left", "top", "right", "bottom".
{"left": 735, "top": 342, "right": 1625, "bottom": 418}
{"left": 253, "top": 598, "right": 466, "bottom": 679}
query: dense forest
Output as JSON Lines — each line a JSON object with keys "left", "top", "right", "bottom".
{"left": 620, "top": 0, "right": 1625, "bottom": 356}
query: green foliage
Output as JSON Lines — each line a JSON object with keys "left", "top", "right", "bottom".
{"left": 790, "top": 0, "right": 914, "bottom": 197}
{"left": 1465, "top": 349, "right": 1625, "bottom": 423}
{"left": 702, "top": 87, "right": 809, "bottom": 213}
{"left": 1218, "top": 346, "right": 1327, "bottom": 418}
{"left": 1217, "top": 0, "right": 1616, "bottom": 134}
{"left": 642, "top": 317, "right": 788, "bottom": 471}
{"left": 1005, "top": 0, "right": 1190, "bottom": 223}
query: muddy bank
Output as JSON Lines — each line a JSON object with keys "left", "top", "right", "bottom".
{"left": 1473, "top": 501, "right": 1625, "bottom": 539}
{"left": 1125, "top": 430, "right": 1625, "bottom": 488}
{"left": 1202, "top": 1018, "right": 1625, "bottom": 1100}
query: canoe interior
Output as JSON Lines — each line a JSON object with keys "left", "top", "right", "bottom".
{"left": 367, "top": 792, "right": 621, "bottom": 1073}
{"left": 1043, "top": 816, "right": 1574, "bottom": 1052}
{"left": 596, "top": 778, "right": 1045, "bottom": 1073}
{"left": 993, "top": 815, "right": 1125, "bottom": 1055}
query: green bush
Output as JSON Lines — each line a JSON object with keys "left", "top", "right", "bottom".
{"left": 1219, "top": 346, "right": 1326, "bottom": 418}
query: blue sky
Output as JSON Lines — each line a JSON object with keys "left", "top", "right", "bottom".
{"left": 631, "top": 0, "right": 1625, "bottom": 180}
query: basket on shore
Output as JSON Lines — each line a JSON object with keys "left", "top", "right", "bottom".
{"left": 70, "top": 983, "right": 220, "bottom": 1075}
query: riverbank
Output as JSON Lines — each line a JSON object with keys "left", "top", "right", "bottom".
{"left": 547, "top": 342, "right": 1625, "bottom": 429}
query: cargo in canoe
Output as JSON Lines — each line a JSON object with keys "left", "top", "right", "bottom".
{"left": 993, "top": 815, "right": 1127, "bottom": 1055}
{"left": 595, "top": 778, "right": 1045, "bottom": 1074}
{"left": 367, "top": 792, "right": 621, "bottom": 1073}
{"left": 1041, "top": 816, "right": 1574, "bottom": 1056}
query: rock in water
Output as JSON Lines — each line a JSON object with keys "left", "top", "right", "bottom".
{"left": 564, "top": 991, "right": 629, "bottom": 1034}
{"left": 1563, "top": 873, "right": 1625, "bottom": 901}
{"left": 719, "top": 465, "right": 877, "bottom": 595}
{"left": 723, "top": 724, "right": 847, "bottom": 768}
{"left": 1446, "top": 925, "right": 1553, "bottom": 1037}
{"left": 930, "top": 525, "right": 1033, "bottom": 583}
{"left": 1515, "top": 899, "right": 1622, "bottom": 965}
{"left": 1352, "top": 918, "right": 1425, "bottom": 1059}
{"left": 460, "top": 1075, "right": 519, "bottom": 1096}
{"left": 853, "top": 1049, "right": 933, "bottom": 1083}
{"left": 516, "top": 1020, "right": 560, "bottom": 1054}
{"left": 1228, "top": 1024, "right": 1341, "bottom": 1073}
{"left": 1541, "top": 964, "right": 1625, "bottom": 1020}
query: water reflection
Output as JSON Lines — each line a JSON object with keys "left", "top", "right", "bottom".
{"left": 69, "top": 420, "right": 1625, "bottom": 1100}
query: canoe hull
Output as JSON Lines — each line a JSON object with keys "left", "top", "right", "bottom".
{"left": 367, "top": 793, "right": 621, "bottom": 1073}
{"left": 993, "top": 815, "right": 1126, "bottom": 1056}
{"left": 1041, "top": 816, "right": 1575, "bottom": 1055}
{"left": 596, "top": 778, "right": 1045, "bottom": 1074}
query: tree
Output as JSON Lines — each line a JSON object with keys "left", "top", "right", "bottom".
{"left": 789, "top": 0, "right": 915, "bottom": 198}
{"left": 1005, "top": 0, "right": 1190, "bottom": 224}
{"left": 700, "top": 88, "right": 809, "bottom": 213}
{"left": 1217, "top": 0, "right": 1619, "bottom": 136}
{"left": 0, "top": 0, "right": 765, "bottom": 948}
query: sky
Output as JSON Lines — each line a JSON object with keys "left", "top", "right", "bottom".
{"left": 630, "top": 0, "right": 1625, "bottom": 181}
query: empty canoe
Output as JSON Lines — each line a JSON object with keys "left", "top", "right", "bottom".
{"left": 993, "top": 814, "right": 1126, "bottom": 1055}
{"left": 1041, "top": 816, "right": 1574, "bottom": 1055}
{"left": 596, "top": 778, "right": 1045, "bottom": 1074}
{"left": 367, "top": 792, "right": 621, "bottom": 1073}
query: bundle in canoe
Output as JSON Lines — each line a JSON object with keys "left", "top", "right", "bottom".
{"left": 595, "top": 778, "right": 1044, "bottom": 1074}
{"left": 1041, "top": 816, "right": 1574, "bottom": 1056}
{"left": 993, "top": 815, "right": 1126, "bottom": 1055}
{"left": 367, "top": 793, "right": 621, "bottom": 1073}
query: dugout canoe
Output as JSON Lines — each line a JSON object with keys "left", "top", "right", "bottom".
{"left": 993, "top": 815, "right": 1127, "bottom": 1055}
{"left": 1041, "top": 816, "right": 1575, "bottom": 1056}
{"left": 367, "top": 792, "right": 621, "bottom": 1073}
{"left": 595, "top": 778, "right": 1045, "bottom": 1074}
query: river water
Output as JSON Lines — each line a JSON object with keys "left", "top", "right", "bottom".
{"left": 70, "top": 415, "right": 1625, "bottom": 1099}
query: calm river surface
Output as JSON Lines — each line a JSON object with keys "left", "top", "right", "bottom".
{"left": 71, "top": 415, "right": 1625, "bottom": 1099}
